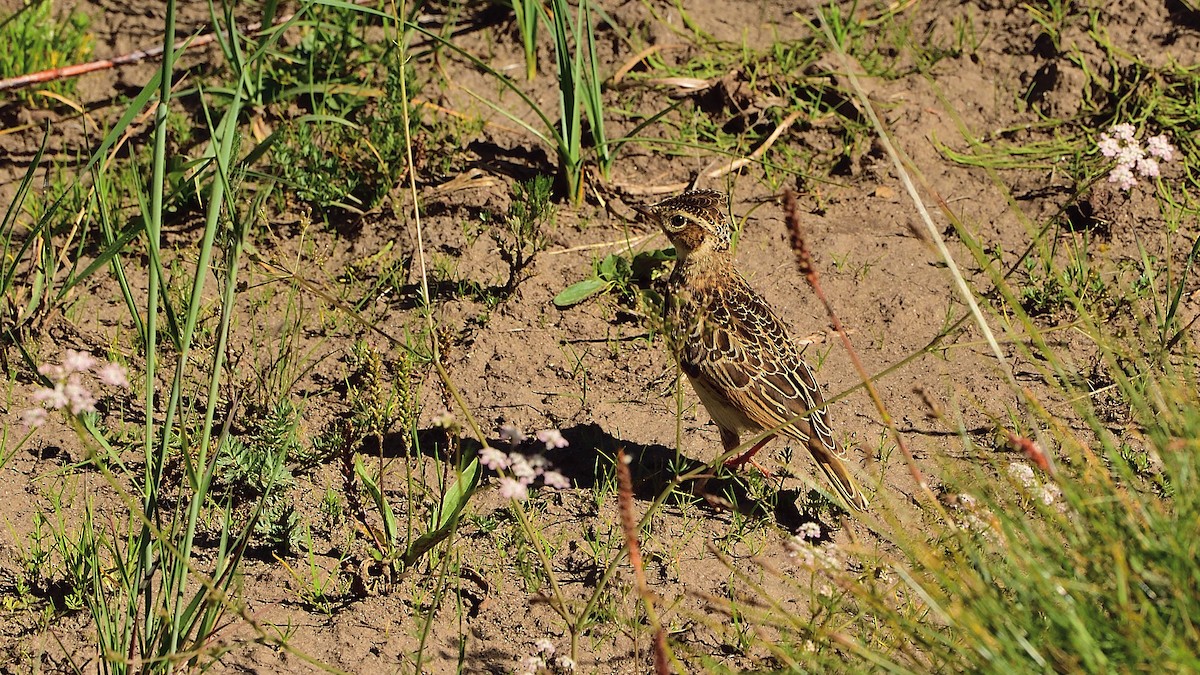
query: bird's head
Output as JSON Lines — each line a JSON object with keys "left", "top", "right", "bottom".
{"left": 636, "top": 189, "right": 732, "bottom": 259}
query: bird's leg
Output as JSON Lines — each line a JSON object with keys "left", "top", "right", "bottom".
{"left": 723, "top": 429, "right": 774, "bottom": 476}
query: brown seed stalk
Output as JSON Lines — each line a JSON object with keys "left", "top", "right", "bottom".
{"left": 616, "top": 449, "right": 670, "bottom": 675}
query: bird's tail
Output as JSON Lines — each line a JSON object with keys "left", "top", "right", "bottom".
{"left": 806, "top": 438, "right": 870, "bottom": 512}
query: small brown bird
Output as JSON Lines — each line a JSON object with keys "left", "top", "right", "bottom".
{"left": 637, "top": 189, "right": 869, "bottom": 511}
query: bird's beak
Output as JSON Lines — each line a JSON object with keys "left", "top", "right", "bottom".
{"left": 633, "top": 204, "right": 656, "bottom": 220}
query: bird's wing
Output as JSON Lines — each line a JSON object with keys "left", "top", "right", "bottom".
{"left": 678, "top": 277, "right": 836, "bottom": 449}
{"left": 672, "top": 274, "right": 870, "bottom": 511}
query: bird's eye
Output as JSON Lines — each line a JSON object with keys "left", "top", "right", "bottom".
{"left": 669, "top": 215, "right": 688, "bottom": 229}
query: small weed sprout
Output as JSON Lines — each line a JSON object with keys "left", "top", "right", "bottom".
{"left": 497, "top": 175, "right": 554, "bottom": 292}
{"left": 215, "top": 400, "right": 302, "bottom": 551}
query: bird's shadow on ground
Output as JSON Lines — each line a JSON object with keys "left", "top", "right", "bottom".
{"left": 384, "top": 423, "right": 831, "bottom": 534}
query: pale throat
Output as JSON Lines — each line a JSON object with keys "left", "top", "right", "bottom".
{"left": 672, "top": 239, "right": 733, "bottom": 281}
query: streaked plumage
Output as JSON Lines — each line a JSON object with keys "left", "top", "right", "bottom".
{"left": 638, "top": 189, "right": 869, "bottom": 511}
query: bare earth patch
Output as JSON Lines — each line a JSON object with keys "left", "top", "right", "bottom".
{"left": 2, "top": 0, "right": 1199, "bottom": 672}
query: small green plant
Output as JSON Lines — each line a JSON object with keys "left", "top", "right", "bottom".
{"left": 413, "top": 0, "right": 608, "bottom": 204}
{"left": 336, "top": 341, "right": 479, "bottom": 581}
{"left": 497, "top": 175, "right": 555, "bottom": 291}
{"left": 249, "top": 3, "right": 440, "bottom": 218}
{"left": 277, "top": 526, "right": 350, "bottom": 615}
{"left": 553, "top": 248, "right": 673, "bottom": 308}
{"left": 270, "top": 64, "right": 418, "bottom": 215}
{"left": 1019, "top": 250, "right": 1107, "bottom": 318}
{"left": 213, "top": 400, "right": 301, "bottom": 551}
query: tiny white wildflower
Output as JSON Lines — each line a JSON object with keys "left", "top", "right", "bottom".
{"left": 37, "top": 362, "right": 65, "bottom": 379}
{"left": 1007, "top": 462, "right": 1037, "bottom": 488}
{"left": 96, "top": 362, "right": 129, "bottom": 388}
{"left": 786, "top": 539, "right": 815, "bottom": 566}
{"left": 62, "top": 349, "right": 97, "bottom": 374}
{"left": 498, "top": 477, "right": 528, "bottom": 501}
{"left": 786, "top": 537, "right": 841, "bottom": 570}
{"left": 430, "top": 409, "right": 456, "bottom": 429}
{"left": 517, "top": 655, "right": 544, "bottom": 675}
{"left": 819, "top": 546, "right": 841, "bottom": 570}
{"left": 542, "top": 470, "right": 570, "bottom": 490}
{"left": 1115, "top": 142, "right": 1144, "bottom": 167}
{"left": 1110, "top": 123, "right": 1137, "bottom": 142}
{"left": 1136, "top": 156, "right": 1160, "bottom": 178}
{"left": 1108, "top": 164, "right": 1137, "bottom": 191}
{"left": 32, "top": 384, "right": 69, "bottom": 410}
{"left": 499, "top": 424, "right": 526, "bottom": 444}
{"left": 62, "top": 378, "right": 97, "bottom": 415}
{"left": 556, "top": 655, "right": 576, "bottom": 670}
{"left": 535, "top": 428, "right": 568, "bottom": 450}
{"left": 21, "top": 407, "right": 49, "bottom": 428}
{"left": 1147, "top": 133, "right": 1175, "bottom": 161}
{"left": 479, "top": 446, "right": 510, "bottom": 471}
{"left": 1041, "top": 483, "right": 1062, "bottom": 505}
{"left": 797, "top": 522, "right": 821, "bottom": 540}
{"left": 509, "top": 454, "right": 538, "bottom": 481}
{"left": 955, "top": 493, "right": 996, "bottom": 534}
{"left": 534, "top": 638, "right": 556, "bottom": 655}
{"left": 1097, "top": 132, "right": 1121, "bottom": 158}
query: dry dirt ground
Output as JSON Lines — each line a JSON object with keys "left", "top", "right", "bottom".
{"left": 2, "top": 0, "right": 1198, "bottom": 672}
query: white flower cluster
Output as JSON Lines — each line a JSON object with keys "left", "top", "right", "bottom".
{"left": 796, "top": 522, "right": 822, "bottom": 540}
{"left": 1097, "top": 123, "right": 1175, "bottom": 191}
{"left": 516, "top": 638, "right": 574, "bottom": 674}
{"left": 785, "top": 535, "right": 842, "bottom": 571}
{"left": 480, "top": 426, "right": 571, "bottom": 501}
{"left": 23, "top": 349, "right": 129, "bottom": 427}
{"left": 954, "top": 493, "right": 998, "bottom": 535}
{"left": 1007, "top": 462, "right": 1062, "bottom": 506}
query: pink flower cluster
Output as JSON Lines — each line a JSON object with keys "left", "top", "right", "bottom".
{"left": 23, "top": 350, "right": 129, "bottom": 427}
{"left": 1097, "top": 123, "right": 1175, "bottom": 191}
{"left": 480, "top": 425, "right": 571, "bottom": 501}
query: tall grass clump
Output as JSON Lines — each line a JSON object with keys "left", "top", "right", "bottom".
{"left": 0, "top": 0, "right": 478, "bottom": 670}
{"left": 729, "top": 329, "right": 1200, "bottom": 672}
{"left": 413, "top": 0, "right": 610, "bottom": 204}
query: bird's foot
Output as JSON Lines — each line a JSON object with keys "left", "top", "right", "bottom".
{"left": 723, "top": 453, "right": 773, "bottom": 478}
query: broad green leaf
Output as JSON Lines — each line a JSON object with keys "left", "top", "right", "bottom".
{"left": 355, "top": 456, "right": 399, "bottom": 547}
{"left": 599, "top": 253, "right": 620, "bottom": 279}
{"left": 403, "top": 456, "right": 481, "bottom": 566}
{"left": 553, "top": 277, "right": 610, "bottom": 307}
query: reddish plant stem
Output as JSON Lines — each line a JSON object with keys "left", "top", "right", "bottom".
{"left": 0, "top": 34, "right": 217, "bottom": 93}
{"left": 616, "top": 450, "right": 670, "bottom": 675}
